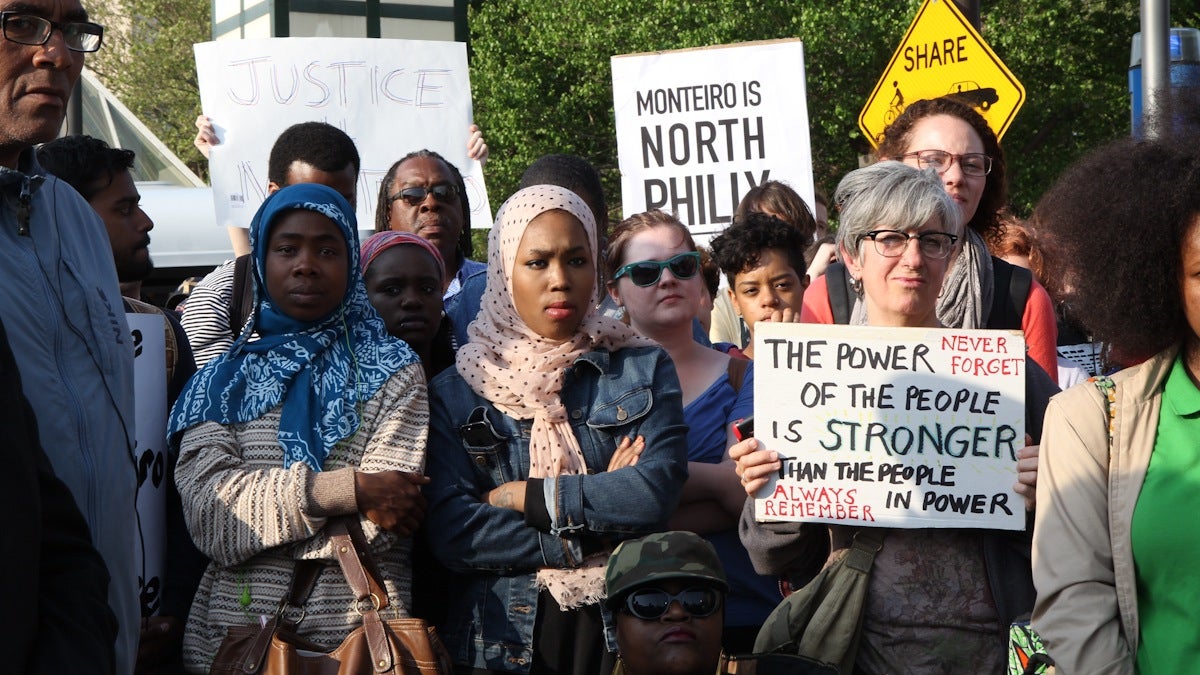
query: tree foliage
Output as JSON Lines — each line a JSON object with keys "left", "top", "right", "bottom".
{"left": 468, "top": 0, "right": 1200, "bottom": 220}
{"left": 87, "top": 0, "right": 210, "bottom": 177}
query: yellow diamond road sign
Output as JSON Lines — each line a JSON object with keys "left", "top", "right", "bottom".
{"left": 859, "top": 0, "right": 1025, "bottom": 148}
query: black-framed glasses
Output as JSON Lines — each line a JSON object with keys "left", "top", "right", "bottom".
{"left": 622, "top": 586, "right": 722, "bottom": 620}
{"left": 900, "top": 149, "right": 992, "bottom": 177}
{"left": 612, "top": 251, "right": 700, "bottom": 287}
{"left": 0, "top": 12, "right": 103, "bottom": 52}
{"left": 861, "top": 230, "right": 958, "bottom": 259}
{"left": 389, "top": 184, "right": 458, "bottom": 207}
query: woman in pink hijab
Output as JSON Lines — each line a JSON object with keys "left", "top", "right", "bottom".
{"left": 422, "top": 185, "right": 689, "bottom": 675}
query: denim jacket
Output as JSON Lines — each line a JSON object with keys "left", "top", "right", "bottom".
{"left": 424, "top": 345, "right": 689, "bottom": 673}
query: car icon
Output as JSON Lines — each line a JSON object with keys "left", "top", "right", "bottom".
{"left": 948, "top": 81, "right": 999, "bottom": 111}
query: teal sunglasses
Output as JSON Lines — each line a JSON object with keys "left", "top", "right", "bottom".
{"left": 612, "top": 251, "right": 701, "bottom": 287}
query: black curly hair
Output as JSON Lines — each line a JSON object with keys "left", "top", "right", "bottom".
{"left": 708, "top": 212, "right": 806, "bottom": 287}
{"left": 1032, "top": 135, "right": 1200, "bottom": 360}
{"left": 266, "top": 122, "right": 360, "bottom": 186}
{"left": 37, "top": 135, "right": 135, "bottom": 200}
{"left": 877, "top": 96, "right": 1007, "bottom": 244}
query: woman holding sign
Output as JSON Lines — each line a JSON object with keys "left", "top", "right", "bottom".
{"left": 422, "top": 185, "right": 688, "bottom": 675}
{"left": 1031, "top": 134, "right": 1200, "bottom": 673}
{"left": 733, "top": 161, "right": 1056, "bottom": 674}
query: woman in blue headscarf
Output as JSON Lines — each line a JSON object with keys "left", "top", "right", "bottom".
{"left": 169, "top": 184, "right": 430, "bottom": 673}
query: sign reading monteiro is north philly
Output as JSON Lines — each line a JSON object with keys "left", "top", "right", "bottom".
{"left": 611, "top": 39, "right": 814, "bottom": 241}
{"left": 752, "top": 322, "right": 1027, "bottom": 531}
{"left": 858, "top": 0, "right": 1026, "bottom": 146}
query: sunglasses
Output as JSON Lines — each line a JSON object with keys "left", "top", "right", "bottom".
{"left": 612, "top": 251, "right": 701, "bottom": 287}
{"left": 622, "top": 586, "right": 722, "bottom": 621}
{"left": 390, "top": 184, "right": 459, "bottom": 207}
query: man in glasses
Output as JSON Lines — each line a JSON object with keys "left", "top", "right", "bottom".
{"left": 606, "top": 531, "right": 729, "bottom": 675}
{"left": 0, "top": 0, "right": 141, "bottom": 672}
{"left": 375, "top": 149, "right": 486, "bottom": 320}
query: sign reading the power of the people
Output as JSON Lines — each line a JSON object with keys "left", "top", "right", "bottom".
{"left": 858, "top": 0, "right": 1025, "bottom": 147}
{"left": 611, "top": 39, "right": 814, "bottom": 240}
{"left": 752, "top": 323, "right": 1026, "bottom": 531}
{"left": 195, "top": 38, "right": 491, "bottom": 233}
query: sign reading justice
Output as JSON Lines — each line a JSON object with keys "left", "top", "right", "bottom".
{"left": 752, "top": 323, "right": 1026, "bottom": 531}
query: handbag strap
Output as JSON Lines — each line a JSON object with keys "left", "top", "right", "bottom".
{"left": 327, "top": 517, "right": 398, "bottom": 673}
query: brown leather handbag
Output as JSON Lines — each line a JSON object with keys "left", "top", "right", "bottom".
{"left": 210, "top": 518, "right": 453, "bottom": 675}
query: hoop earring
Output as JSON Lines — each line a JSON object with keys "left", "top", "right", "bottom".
{"left": 849, "top": 276, "right": 864, "bottom": 296}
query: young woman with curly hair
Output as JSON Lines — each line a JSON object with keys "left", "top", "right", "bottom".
{"left": 1032, "top": 134, "right": 1200, "bottom": 674}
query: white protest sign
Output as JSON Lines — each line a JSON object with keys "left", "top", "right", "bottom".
{"left": 195, "top": 38, "right": 491, "bottom": 234}
{"left": 611, "top": 39, "right": 814, "bottom": 242}
{"left": 128, "top": 312, "right": 168, "bottom": 616}
{"left": 752, "top": 322, "right": 1026, "bottom": 530}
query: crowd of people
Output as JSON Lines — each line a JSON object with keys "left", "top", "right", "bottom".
{"left": 7, "top": 1, "right": 1200, "bottom": 674}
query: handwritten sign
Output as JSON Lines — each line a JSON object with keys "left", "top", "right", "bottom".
{"left": 128, "top": 313, "right": 167, "bottom": 616}
{"left": 195, "top": 38, "right": 491, "bottom": 234}
{"left": 753, "top": 322, "right": 1025, "bottom": 530}
{"left": 611, "top": 39, "right": 814, "bottom": 241}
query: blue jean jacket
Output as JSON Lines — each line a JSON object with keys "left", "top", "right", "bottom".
{"left": 423, "top": 345, "right": 689, "bottom": 673}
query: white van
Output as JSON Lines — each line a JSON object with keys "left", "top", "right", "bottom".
{"left": 77, "top": 69, "right": 234, "bottom": 304}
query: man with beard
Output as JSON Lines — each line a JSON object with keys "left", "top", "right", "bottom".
{"left": 39, "top": 134, "right": 204, "bottom": 675}
{"left": 0, "top": 2, "right": 139, "bottom": 671}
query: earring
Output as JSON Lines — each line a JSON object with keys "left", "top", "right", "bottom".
{"left": 850, "top": 276, "right": 864, "bottom": 295}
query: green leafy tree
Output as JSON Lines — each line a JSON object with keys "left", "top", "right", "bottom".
{"left": 469, "top": 0, "right": 1200, "bottom": 222}
{"left": 87, "top": 0, "right": 210, "bottom": 177}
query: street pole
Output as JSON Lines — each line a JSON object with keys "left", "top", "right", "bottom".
{"left": 1141, "top": 0, "right": 1170, "bottom": 139}
{"left": 951, "top": 0, "right": 981, "bottom": 31}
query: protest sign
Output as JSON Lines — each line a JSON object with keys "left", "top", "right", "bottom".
{"left": 611, "top": 39, "right": 814, "bottom": 242}
{"left": 128, "top": 313, "right": 167, "bottom": 616}
{"left": 195, "top": 38, "right": 491, "bottom": 233}
{"left": 752, "top": 322, "right": 1026, "bottom": 530}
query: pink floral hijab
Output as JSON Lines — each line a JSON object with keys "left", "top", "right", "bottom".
{"left": 456, "top": 184, "right": 651, "bottom": 606}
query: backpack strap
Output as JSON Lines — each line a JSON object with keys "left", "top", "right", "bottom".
{"left": 986, "top": 256, "right": 1032, "bottom": 330}
{"left": 229, "top": 253, "right": 255, "bottom": 338}
{"left": 825, "top": 261, "right": 854, "bottom": 325}
{"left": 727, "top": 356, "right": 750, "bottom": 394}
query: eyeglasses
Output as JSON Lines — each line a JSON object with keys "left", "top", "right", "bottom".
{"left": 861, "top": 230, "right": 958, "bottom": 259}
{"left": 622, "top": 587, "right": 722, "bottom": 620}
{"left": 389, "top": 184, "right": 458, "bottom": 207}
{"left": 900, "top": 150, "right": 993, "bottom": 177}
{"left": 0, "top": 12, "right": 104, "bottom": 53}
{"left": 612, "top": 251, "right": 700, "bottom": 287}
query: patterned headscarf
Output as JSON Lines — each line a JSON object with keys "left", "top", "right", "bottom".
{"left": 168, "top": 184, "right": 419, "bottom": 471}
{"left": 360, "top": 230, "right": 447, "bottom": 280}
{"left": 456, "top": 184, "right": 651, "bottom": 607}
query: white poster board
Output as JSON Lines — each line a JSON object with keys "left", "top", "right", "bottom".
{"left": 752, "top": 323, "right": 1026, "bottom": 531}
{"left": 195, "top": 38, "right": 491, "bottom": 234}
{"left": 128, "top": 312, "right": 167, "bottom": 616}
{"left": 611, "top": 39, "right": 814, "bottom": 242}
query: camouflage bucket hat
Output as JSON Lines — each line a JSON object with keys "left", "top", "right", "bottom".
{"left": 604, "top": 531, "right": 728, "bottom": 609}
